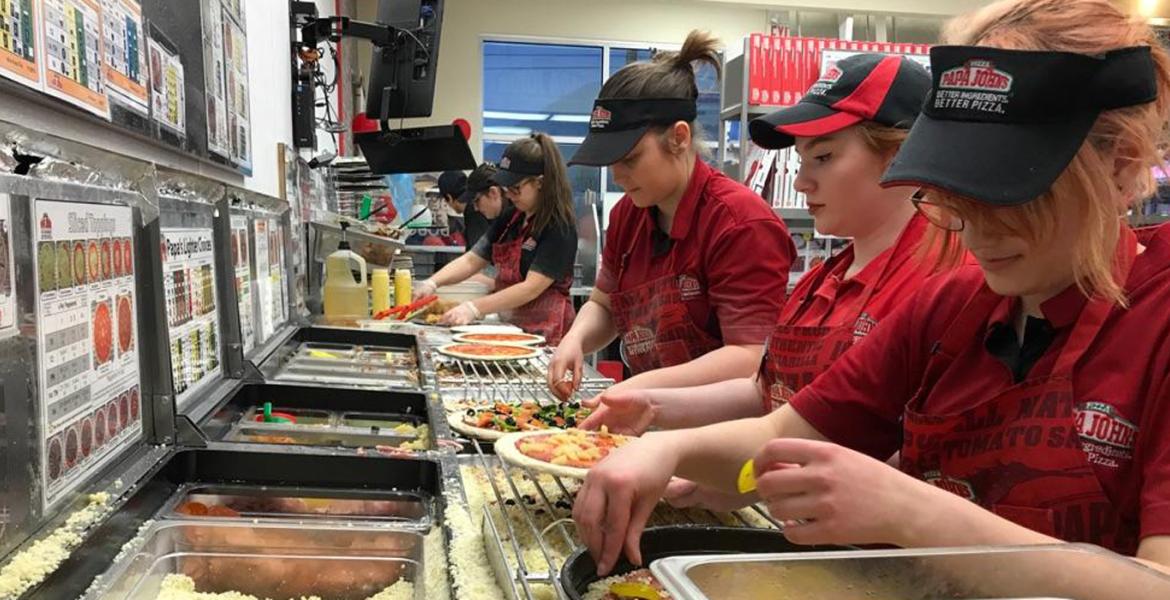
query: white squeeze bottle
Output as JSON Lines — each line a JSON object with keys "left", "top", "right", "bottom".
{"left": 323, "top": 221, "right": 370, "bottom": 319}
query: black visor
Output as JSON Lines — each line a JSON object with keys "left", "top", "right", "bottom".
{"left": 882, "top": 45, "right": 1156, "bottom": 206}
{"left": 569, "top": 98, "right": 698, "bottom": 166}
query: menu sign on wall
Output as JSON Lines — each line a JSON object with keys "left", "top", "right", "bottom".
{"left": 40, "top": 0, "right": 110, "bottom": 119}
{"left": 0, "top": 195, "right": 15, "bottom": 338}
{"left": 34, "top": 200, "right": 140, "bottom": 510}
{"left": 100, "top": 0, "right": 148, "bottom": 112}
{"left": 0, "top": 0, "right": 41, "bottom": 91}
{"left": 161, "top": 228, "right": 221, "bottom": 405}
{"left": 230, "top": 215, "right": 254, "bottom": 354}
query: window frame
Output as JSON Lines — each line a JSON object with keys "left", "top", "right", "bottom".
{"left": 480, "top": 34, "right": 705, "bottom": 219}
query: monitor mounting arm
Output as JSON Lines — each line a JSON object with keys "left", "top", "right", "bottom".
{"left": 298, "top": 15, "right": 404, "bottom": 51}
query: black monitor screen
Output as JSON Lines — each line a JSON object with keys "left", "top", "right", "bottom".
{"left": 366, "top": 0, "right": 444, "bottom": 120}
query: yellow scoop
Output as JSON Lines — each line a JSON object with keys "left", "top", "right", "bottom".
{"left": 609, "top": 582, "right": 661, "bottom": 600}
{"left": 308, "top": 350, "right": 339, "bottom": 359}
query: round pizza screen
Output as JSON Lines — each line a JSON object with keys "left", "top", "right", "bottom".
{"left": 517, "top": 429, "right": 630, "bottom": 468}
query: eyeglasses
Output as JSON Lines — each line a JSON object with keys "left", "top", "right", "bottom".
{"left": 506, "top": 177, "right": 539, "bottom": 195}
{"left": 911, "top": 189, "right": 965, "bottom": 232}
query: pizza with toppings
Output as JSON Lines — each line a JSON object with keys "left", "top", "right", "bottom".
{"left": 437, "top": 342, "right": 540, "bottom": 361}
{"left": 448, "top": 401, "right": 591, "bottom": 441}
{"left": 452, "top": 332, "right": 545, "bottom": 346}
{"left": 495, "top": 428, "right": 631, "bottom": 479}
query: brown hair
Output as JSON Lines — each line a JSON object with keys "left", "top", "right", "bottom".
{"left": 599, "top": 30, "right": 722, "bottom": 155}
{"left": 505, "top": 133, "right": 575, "bottom": 234}
{"left": 926, "top": 0, "right": 1170, "bottom": 305}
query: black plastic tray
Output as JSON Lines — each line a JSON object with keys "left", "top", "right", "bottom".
{"left": 560, "top": 525, "right": 844, "bottom": 600}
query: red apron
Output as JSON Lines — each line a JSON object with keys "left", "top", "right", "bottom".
{"left": 491, "top": 211, "right": 575, "bottom": 344}
{"left": 608, "top": 212, "right": 722, "bottom": 375}
{"left": 899, "top": 229, "right": 1139, "bottom": 554}
{"left": 758, "top": 217, "right": 922, "bottom": 412}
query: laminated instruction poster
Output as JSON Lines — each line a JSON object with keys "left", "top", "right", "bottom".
{"left": 222, "top": 14, "right": 250, "bottom": 168}
{"left": 253, "top": 219, "right": 272, "bottom": 339}
{"left": 230, "top": 215, "right": 254, "bottom": 354}
{"left": 0, "top": 195, "right": 15, "bottom": 337}
{"left": 34, "top": 200, "right": 140, "bottom": 510}
{"left": 147, "top": 38, "right": 184, "bottom": 135}
{"left": 99, "top": 0, "right": 147, "bottom": 112}
{"left": 161, "top": 228, "right": 220, "bottom": 405}
{"left": 267, "top": 218, "right": 287, "bottom": 328}
{"left": 0, "top": 0, "right": 41, "bottom": 90}
{"left": 40, "top": 0, "right": 110, "bottom": 119}
{"left": 201, "top": 0, "right": 229, "bottom": 157}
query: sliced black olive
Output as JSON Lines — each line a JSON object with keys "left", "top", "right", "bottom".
{"left": 504, "top": 417, "right": 516, "bottom": 427}
{"left": 465, "top": 408, "right": 475, "bottom": 416}
{"left": 504, "top": 498, "right": 516, "bottom": 506}
{"left": 565, "top": 418, "right": 576, "bottom": 427}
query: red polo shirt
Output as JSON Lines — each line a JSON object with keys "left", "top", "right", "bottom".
{"left": 790, "top": 224, "right": 1170, "bottom": 542}
{"left": 597, "top": 159, "right": 795, "bottom": 345}
{"left": 780, "top": 214, "right": 931, "bottom": 336}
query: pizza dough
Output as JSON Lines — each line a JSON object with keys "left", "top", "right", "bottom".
{"left": 495, "top": 428, "right": 632, "bottom": 480}
{"left": 452, "top": 332, "right": 546, "bottom": 346}
{"left": 436, "top": 343, "right": 541, "bottom": 362}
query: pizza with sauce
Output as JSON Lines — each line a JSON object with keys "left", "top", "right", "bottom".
{"left": 451, "top": 332, "right": 545, "bottom": 346}
{"left": 495, "top": 427, "right": 631, "bottom": 479}
{"left": 437, "top": 342, "right": 540, "bottom": 362}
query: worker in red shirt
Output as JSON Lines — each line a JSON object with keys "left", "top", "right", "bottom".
{"left": 579, "top": 54, "right": 937, "bottom": 434}
{"left": 574, "top": 0, "right": 1170, "bottom": 575}
{"left": 547, "top": 31, "right": 795, "bottom": 398}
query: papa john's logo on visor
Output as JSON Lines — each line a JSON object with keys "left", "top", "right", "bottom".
{"left": 1075, "top": 401, "right": 1137, "bottom": 468}
{"left": 499, "top": 156, "right": 511, "bottom": 169}
{"left": 939, "top": 60, "right": 1013, "bottom": 92}
{"left": 590, "top": 106, "right": 613, "bottom": 129}
{"left": 677, "top": 274, "right": 702, "bottom": 301}
{"left": 935, "top": 59, "right": 1014, "bottom": 115}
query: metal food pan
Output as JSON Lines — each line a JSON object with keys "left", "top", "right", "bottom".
{"left": 560, "top": 526, "right": 842, "bottom": 600}
{"left": 650, "top": 545, "right": 1170, "bottom": 600}
{"left": 273, "top": 369, "right": 419, "bottom": 390}
{"left": 92, "top": 521, "right": 423, "bottom": 600}
{"left": 159, "top": 482, "right": 431, "bottom": 528}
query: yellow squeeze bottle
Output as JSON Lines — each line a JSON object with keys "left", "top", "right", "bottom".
{"left": 394, "top": 268, "right": 412, "bottom": 307}
{"left": 371, "top": 268, "right": 392, "bottom": 314}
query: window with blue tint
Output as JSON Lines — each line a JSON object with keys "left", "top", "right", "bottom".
{"left": 484, "top": 39, "right": 720, "bottom": 218}
{"left": 483, "top": 42, "right": 603, "bottom": 138}
{"left": 609, "top": 47, "right": 653, "bottom": 76}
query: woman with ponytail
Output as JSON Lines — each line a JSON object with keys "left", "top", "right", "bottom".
{"left": 420, "top": 133, "right": 578, "bottom": 342}
{"left": 549, "top": 30, "right": 795, "bottom": 397}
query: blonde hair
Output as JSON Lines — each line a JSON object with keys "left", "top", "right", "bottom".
{"left": 855, "top": 122, "right": 910, "bottom": 164}
{"left": 600, "top": 30, "right": 722, "bottom": 158}
{"left": 927, "top": 0, "right": 1170, "bottom": 305}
